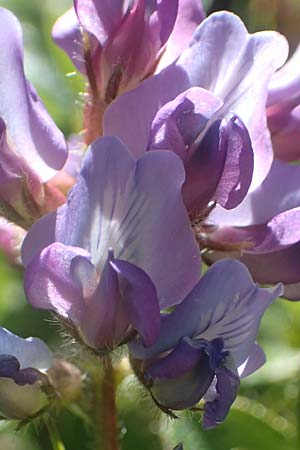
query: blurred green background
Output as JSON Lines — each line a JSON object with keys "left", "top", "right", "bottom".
{"left": 0, "top": 0, "right": 300, "bottom": 449}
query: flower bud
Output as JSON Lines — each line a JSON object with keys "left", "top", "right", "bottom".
{"left": 48, "top": 359, "right": 82, "bottom": 403}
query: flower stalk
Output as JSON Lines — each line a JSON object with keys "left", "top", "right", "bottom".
{"left": 82, "top": 32, "right": 106, "bottom": 145}
{"left": 93, "top": 356, "right": 119, "bottom": 450}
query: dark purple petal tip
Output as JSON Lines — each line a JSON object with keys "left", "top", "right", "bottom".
{"left": 0, "top": 354, "right": 40, "bottom": 386}
{"left": 111, "top": 259, "right": 161, "bottom": 347}
{"left": 202, "top": 367, "right": 240, "bottom": 429}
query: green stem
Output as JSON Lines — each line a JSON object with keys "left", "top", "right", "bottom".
{"left": 46, "top": 418, "right": 66, "bottom": 450}
{"left": 93, "top": 356, "right": 119, "bottom": 450}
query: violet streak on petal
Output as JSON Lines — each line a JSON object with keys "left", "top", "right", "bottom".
{"left": 23, "top": 137, "right": 200, "bottom": 350}
{"left": 23, "top": 136, "right": 200, "bottom": 310}
{"left": 129, "top": 260, "right": 277, "bottom": 426}
{"left": 129, "top": 259, "right": 282, "bottom": 368}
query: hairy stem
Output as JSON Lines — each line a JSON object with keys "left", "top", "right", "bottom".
{"left": 83, "top": 93, "right": 106, "bottom": 145}
{"left": 82, "top": 31, "right": 107, "bottom": 145}
{"left": 93, "top": 357, "right": 119, "bottom": 450}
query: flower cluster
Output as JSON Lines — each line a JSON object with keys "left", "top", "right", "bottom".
{"left": 0, "top": 0, "right": 299, "bottom": 442}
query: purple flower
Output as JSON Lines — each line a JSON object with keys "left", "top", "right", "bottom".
{"left": 129, "top": 259, "right": 282, "bottom": 428}
{"left": 22, "top": 136, "right": 200, "bottom": 351}
{"left": 267, "top": 43, "right": 300, "bottom": 162}
{"left": 202, "top": 158, "right": 300, "bottom": 299}
{"left": 0, "top": 326, "right": 53, "bottom": 419}
{"left": 52, "top": 0, "right": 182, "bottom": 101}
{"left": 0, "top": 8, "right": 68, "bottom": 229}
{"left": 104, "top": 11, "right": 288, "bottom": 193}
{"left": 146, "top": 87, "right": 254, "bottom": 213}
{"left": 52, "top": 0, "right": 204, "bottom": 145}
